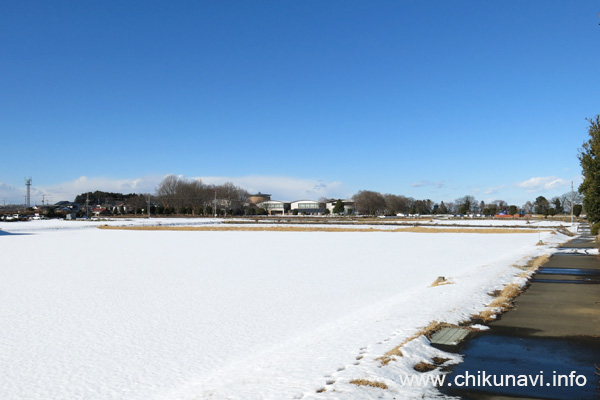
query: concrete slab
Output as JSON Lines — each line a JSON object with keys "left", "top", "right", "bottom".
{"left": 430, "top": 327, "right": 470, "bottom": 346}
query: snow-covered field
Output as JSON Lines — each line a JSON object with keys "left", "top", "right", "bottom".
{"left": 0, "top": 219, "right": 574, "bottom": 399}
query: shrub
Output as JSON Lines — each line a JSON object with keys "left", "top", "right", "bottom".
{"left": 591, "top": 222, "right": 600, "bottom": 236}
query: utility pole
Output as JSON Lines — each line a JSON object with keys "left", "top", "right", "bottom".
{"left": 147, "top": 194, "right": 151, "bottom": 219}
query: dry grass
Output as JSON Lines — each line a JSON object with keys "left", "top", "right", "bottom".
{"left": 349, "top": 379, "right": 388, "bottom": 389}
{"left": 556, "top": 227, "right": 575, "bottom": 237}
{"left": 432, "top": 357, "right": 450, "bottom": 365}
{"left": 478, "top": 283, "right": 522, "bottom": 322}
{"left": 380, "top": 255, "right": 552, "bottom": 364}
{"left": 430, "top": 276, "right": 453, "bottom": 287}
{"left": 98, "top": 225, "right": 543, "bottom": 234}
{"left": 476, "top": 254, "right": 550, "bottom": 322}
{"left": 522, "top": 254, "right": 550, "bottom": 276}
{"left": 414, "top": 361, "right": 437, "bottom": 372}
{"left": 378, "top": 321, "right": 458, "bottom": 366}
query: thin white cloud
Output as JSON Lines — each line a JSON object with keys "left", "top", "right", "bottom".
{"left": 197, "top": 175, "right": 346, "bottom": 201}
{"left": 484, "top": 185, "right": 506, "bottom": 195}
{"left": 516, "top": 176, "right": 568, "bottom": 193}
{"left": 4, "top": 176, "right": 165, "bottom": 205}
{"left": 0, "top": 182, "right": 22, "bottom": 204}
{"left": 410, "top": 181, "right": 444, "bottom": 188}
{"left": 2, "top": 174, "right": 348, "bottom": 205}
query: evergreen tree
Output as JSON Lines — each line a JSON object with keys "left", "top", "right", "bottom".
{"left": 578, "top": 115, "right": 600, "bottom": 223}
{"left": 439, "top": 201, "right": 448, "bottom": 214}
{"left": 534, "top": 196, "right": 550, "bottom": 215}
{"left": 332, "top": 199, "right": 345, "bottom": 214}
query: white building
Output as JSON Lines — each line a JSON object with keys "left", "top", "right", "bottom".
{"left": 325, "top": 199, "right": 355, "bottom": 215}
{"left": 290, "top": 200, "right": 325, "bottom": 215}
{"left": 256, "top": 200, "right": 289, "bottom": 215}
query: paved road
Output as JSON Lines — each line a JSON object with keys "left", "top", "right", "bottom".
{"left": 440, "top": 224, "right": 600, "bottom": 399}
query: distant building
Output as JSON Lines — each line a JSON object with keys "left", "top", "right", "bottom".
{"left": 325, "top": 199, "right": 355, "bottom": 215}
{"left": 290, "top": 200, "right": 325, "bottom": 215}
{"left": 256, "top": 200, "right": 289, "bottom": 215}
{"left": 248, "top": 192, "right": 271, "bottom": 205}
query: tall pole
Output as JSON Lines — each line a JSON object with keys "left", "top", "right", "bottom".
{"left": 25, "top": 177, "right": 32, "bottom": 209}
{"left": 147, "top": 194, "right": 151, "bottom": 219}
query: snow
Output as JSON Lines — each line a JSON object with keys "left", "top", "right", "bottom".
{"left": 0, "top": 219, "right": 573, "bottom": 399}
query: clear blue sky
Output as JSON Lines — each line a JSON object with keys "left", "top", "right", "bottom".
{"left": 1, "top": 1, "right": 599, "bottom": 205}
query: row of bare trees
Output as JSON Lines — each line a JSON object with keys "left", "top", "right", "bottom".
{"left": 155, "top": 175, "right": 249, "bottom": 215}
{"left": 351, "top": 190, "right": 583, "bottom": 217}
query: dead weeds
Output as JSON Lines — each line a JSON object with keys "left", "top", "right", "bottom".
{"left": 432, "top": 357, "right": 450, "bottom": 365}
{"left": 349, "top": 379, "right": 388, "bottom": 389}
{"left": 430, "top": 276, "right": 453, "bottom": 287}
{"left": 98, "top": 225, "right": 542, "bottom": 234}
{"left": 476, "top": 254, "right": 550, "bottom": 322}
{"left": 413, "top": 361, "right": 437, "bottom": 372}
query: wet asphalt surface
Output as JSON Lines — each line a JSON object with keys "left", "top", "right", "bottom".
{"left": 439, "top": 224, "right": 600, "bottom": 400}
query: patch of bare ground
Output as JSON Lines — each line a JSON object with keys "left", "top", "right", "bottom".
{"left": 349, "top": 379, "right": 388, "bottom": 389}
{"left": 98, "top": 225, "right": 543, "bottom": 234}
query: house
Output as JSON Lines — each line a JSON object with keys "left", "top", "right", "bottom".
{"left": 92, "top": 207, "right": 110, "bottom": 217}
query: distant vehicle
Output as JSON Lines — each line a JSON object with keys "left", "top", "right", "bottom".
{"left": 5, "top": 214, "right": 20, "bottom": 221}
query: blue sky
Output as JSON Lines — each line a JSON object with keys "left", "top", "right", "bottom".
{"left": 1, "top": 1, "right": 599, "bottom": 205}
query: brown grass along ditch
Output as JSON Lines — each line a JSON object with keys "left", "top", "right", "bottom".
{"left": 98, "top": 225, "right": 544, "bottom": 234}
{"left": 378, "top": 253, "right": 551, "bottom": 366}
{"left": 477, "top": 254, "right": 550, "bottom": 322}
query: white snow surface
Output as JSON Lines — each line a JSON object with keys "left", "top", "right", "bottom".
{"left": 0, "top": 219, "right": 573, "bottom": 399}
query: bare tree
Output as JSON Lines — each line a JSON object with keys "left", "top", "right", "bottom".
{"left": 455, "top": 195, "right": 477, "bottom": 214}
{"left": 352, "top": 190, "right": 386, "bottom": 216}
{"left": 383, "top": 194, "right": 411, "bottom": 214}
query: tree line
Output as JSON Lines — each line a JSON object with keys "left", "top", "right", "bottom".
{"left": 75, "top": 176, "right": 249, "bottom": 216}
{"left": 351, "top": 190, "right": 583, "bottom": 217}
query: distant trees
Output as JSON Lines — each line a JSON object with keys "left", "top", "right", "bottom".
{"left": 578, "top": 115, "right": 600, "bottom": 223}
{"left": 155, "top": 175, "right": 248, "bottom": 216}
{"left": 352, "top": 190, "right": 386, "bottom": 216}
{"left": 534, "top": 196, "right": 550, "bottom": 215}
{"left": 522, "top": 201, "right": 534, "bottom": 214}
{"left": 411, "top": 199, "right": 433, "bottom": 215}
{"left": 74, "top": 191, "right": 142, "bottom": 206}
{"left": 438, "top": 201, "right": 448, "bottom": 214}
{"left": 455, "top": 195, "right": 476, "bottom": 215}
{"left": 383, "top": 194, "right": 411, "bottom": 215}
